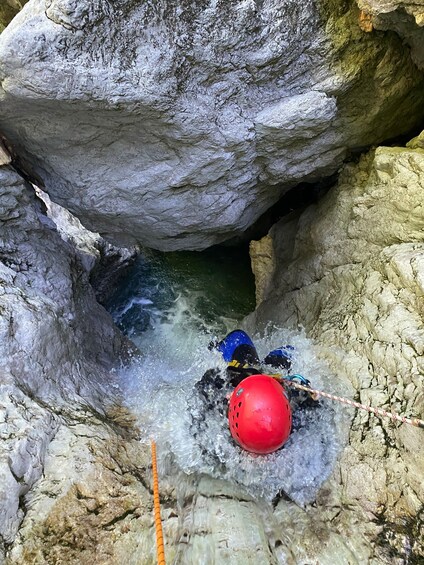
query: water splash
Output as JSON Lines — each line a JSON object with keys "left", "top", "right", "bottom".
{"left": 108, "top": 249, "right": 350, "bottom": 505}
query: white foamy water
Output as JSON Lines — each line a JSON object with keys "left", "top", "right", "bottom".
{"left": 116, "top": 289, "right": 351, "bottom": 506}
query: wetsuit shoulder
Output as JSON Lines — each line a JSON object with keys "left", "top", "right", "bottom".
{"left": 195, "top": 368, "right": 226, "bottom": 393}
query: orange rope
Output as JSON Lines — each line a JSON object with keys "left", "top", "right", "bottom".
{"left": 151, "top": 440, "right": 166, "bottom": 565}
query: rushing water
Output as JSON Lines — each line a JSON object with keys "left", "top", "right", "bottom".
{"left": 107, "top": 247, "right": 350, "bottom": 506}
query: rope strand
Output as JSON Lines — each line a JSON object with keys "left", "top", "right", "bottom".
{"left": 151, "top": 440, "right": 166, "bottom": 565}
{"left": 278, "top": 377, "right": 424, "bottom": 429}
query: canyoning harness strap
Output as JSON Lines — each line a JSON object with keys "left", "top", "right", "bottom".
{"left": 270, "top": 372, "right": 320, "bottom": 401}
{"left": 227, "top": 359, "right": 251, "bottom": 369}
{"left": 226, "top": 360, "right": 264, "bottom": 388}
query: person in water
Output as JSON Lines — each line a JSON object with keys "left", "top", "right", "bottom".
{"left": 193, "top": 329, "right": 319, "bottom": 454}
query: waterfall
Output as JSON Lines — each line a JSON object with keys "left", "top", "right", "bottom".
{"left": 106, "top": 247, "right": 350, "bottom": 505}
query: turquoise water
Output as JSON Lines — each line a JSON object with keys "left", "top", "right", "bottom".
{"left": 106, "top": 246, "right": 350, "bottom": 505}
{"left": 106, "top": 245, "right": 255, "bottom": 341}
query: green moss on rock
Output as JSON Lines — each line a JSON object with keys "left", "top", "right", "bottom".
{"left": 0, "top": 0, "right": 28, "bottom": 33}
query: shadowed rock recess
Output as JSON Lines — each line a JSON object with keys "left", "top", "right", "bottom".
{"left": 0, "top": 1, "right": 28, "bottom": 33}
{"left": 1, "top": 0, "right": 424, "bottom": 564}
{"left": 358, "top": 0, "right": 424, "bottom": 69}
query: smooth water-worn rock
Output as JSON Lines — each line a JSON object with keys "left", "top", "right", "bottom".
{"left": 0, "top": 168, "right": 126, "bottom": 407}
{"left": 0, "top": 166, "right": 128, "bottom": 558}
{"left": 247, "top": 144, "right": 424, "bottom": 561}
{"left": 0, "top": 0, "right": 423, "bottom": 250}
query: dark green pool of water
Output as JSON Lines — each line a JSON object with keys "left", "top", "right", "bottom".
{"left": 105, "top": 244, "right": 256, "bottom": 338}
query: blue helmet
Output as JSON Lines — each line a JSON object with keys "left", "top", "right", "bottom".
{"left": 210, "top": 329, "right": 260, "bottom": 366}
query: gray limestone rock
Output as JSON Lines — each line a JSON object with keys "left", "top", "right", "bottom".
{"left": 247, "top": 144, "right": 424, "bottom": 560}
{"left": 0, "top": 167, "right": 128, "bottom": 555}
{"left": 1, "top": 165, "right": 386, "bottom": 564}
{"left": 34, "top": 187, "right": 139, "bottom": 303}
{"left": 0, "top": 0, "right": 423, "bottom": 250}
{"left": 0, "top": 166, "right": 304, "bottom": 565}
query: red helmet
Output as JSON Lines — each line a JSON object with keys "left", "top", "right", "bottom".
{"left": 228, "top": 374, "right": 292, "bottom": 454}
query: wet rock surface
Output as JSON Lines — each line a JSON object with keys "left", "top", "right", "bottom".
{"left": 0, "top": 1, "right": 423, "bottom": 250}
{"left": 247, "top": 143, "right": 424, "bottom": 561}
{"left": 0, "top": 167, "right": 132, "bottom": 559}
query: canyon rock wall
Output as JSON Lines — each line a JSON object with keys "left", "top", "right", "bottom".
{"left": 0, "top": 0, "right": 423, "bottom": 250}
{"left": 0, "top": 165, "right": 389, "bottom": 564}
{"left": 0, "top": 167, "right": 324, "bottom": 565}
{"left": 248, "top": 144, "right": 424, "bottom": 560}
{"left": 0, "top": 166, "right": 129, "bottom": 558}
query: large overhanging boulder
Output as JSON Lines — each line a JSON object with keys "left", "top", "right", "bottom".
{"left": 0, "top": 0, "right": 424, "bottom": 250}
